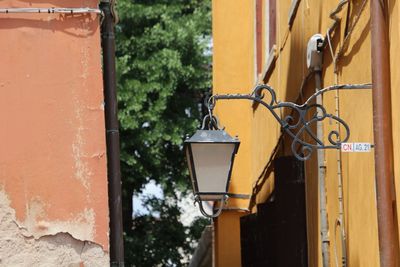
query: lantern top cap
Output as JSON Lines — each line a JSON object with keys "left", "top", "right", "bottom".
{"left": 185, "top": 129, "right": 239, "bottom": 144}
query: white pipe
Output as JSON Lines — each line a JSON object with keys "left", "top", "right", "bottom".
{"left": 315, "top": 71, "right": 331, "bottom": 267}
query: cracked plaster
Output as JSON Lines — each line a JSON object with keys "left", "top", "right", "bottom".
{"left": 0, "top": 189, "right": 109, "bottom": 266}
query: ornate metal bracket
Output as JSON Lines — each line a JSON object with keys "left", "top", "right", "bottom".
{"left": 206, "top": 83, "right": 372, "bottom": 161}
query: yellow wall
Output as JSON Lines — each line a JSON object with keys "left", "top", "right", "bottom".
{"left": 212, "top": 0, "right": 255, "bottom": 266}
{"left": 214, "top": 212, "right": 244, "bottom": 267}
{"left": 213, "top": 0, "right": 399, "bottom": 266}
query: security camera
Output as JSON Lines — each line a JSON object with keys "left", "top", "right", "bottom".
{"left": 307, "top": 34, "right": 324, "bottom": 71}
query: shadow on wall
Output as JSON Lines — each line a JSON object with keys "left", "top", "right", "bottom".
{"left": 283, "top": 2, "right": 322, "bottom": 266}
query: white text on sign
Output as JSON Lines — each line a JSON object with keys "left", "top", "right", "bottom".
{"left": 341, "top": 143, "right": 371, "bottom": 153}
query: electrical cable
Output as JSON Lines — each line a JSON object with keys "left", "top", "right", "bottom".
{"left": 327, "top": 0, "right": 369, "bottom": 72}
{"left": 334, "top": 218, "right": 347, "bottom": 267}
{"left": 328, "top": 1, "right": 368, "bottom": 266}
{"left": 327, "top": 23, "right": 348, "bottom": 267}
{"left": 336, "top": 0, "right": 368, "bottom": 63}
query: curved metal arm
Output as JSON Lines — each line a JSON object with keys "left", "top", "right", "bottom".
{"left": 207, "top": 83, "right": 371, "bottom": 161}
{"left": 194, "top": 195, "right": 228, "bottom": 219}
{"left": 303, "top": 83, "right": 372, "bottom": 105}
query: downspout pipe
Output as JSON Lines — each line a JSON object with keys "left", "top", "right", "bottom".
{"left": 370, "top": 0, "right": 397, "bottom": 266}
{"left": 315, "top": 71, "right": 331, "bottom": 267}
{"left": 100, "top": 1, "right": 125, "bottom": 266}
{"left": 308, "top": 34, "right": 331, "bottom": 267}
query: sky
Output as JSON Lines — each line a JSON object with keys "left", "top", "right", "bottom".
{"left": 132, "top": 180, "right": 205, "bottom": 226}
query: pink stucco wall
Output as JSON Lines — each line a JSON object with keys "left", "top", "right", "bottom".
{"left": 0, "top": 0, "right": 109, "bottom": 263}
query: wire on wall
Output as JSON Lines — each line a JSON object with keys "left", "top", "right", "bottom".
{"left": 328, "top": 1, "right": 369, "bottom": 266}
{"left": 0, "top": 7, "right": 102, "bottom": 14}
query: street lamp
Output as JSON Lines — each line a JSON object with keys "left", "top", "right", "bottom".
{"left": 184, "top": 117, "right": 240, "bottom": 217}
{"left": 185, "top": 83, "right": 372, "bottom": 218}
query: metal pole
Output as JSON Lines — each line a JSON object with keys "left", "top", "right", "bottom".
{"left": 100, "top": 1, "right": 124, "bottom": 266}
{"left": 315, "top": 71, "right": 331, "bottom": 267}
{"left": 370, "top": 0, "right": 397, "bottom": 266}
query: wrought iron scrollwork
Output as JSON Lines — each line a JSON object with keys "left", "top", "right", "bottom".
{"left": 206, "top": 83, "right": 371, "bottom": 161}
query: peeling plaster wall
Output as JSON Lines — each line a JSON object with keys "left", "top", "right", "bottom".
{"left": 0, "top": 0, "right": 109, "bottom": 264}
{"left": 0, "top": 190, "right": 108, "bottom": 266}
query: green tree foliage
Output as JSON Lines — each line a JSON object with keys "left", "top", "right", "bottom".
{"left": 115, "top": 0, "right": 211, "bottom": 265}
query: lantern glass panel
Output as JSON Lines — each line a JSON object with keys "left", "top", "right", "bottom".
{"left": 185, "top": 145, "right": 197, "bottom": 193}
{"left": 191, "top": 143, "right": 235, "bottom": 200}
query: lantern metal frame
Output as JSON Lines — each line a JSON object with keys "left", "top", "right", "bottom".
{"left": 185, "top": 116, "right": 240, "bottom": 218}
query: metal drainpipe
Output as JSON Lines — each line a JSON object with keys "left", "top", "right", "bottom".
{"left": 100, "top": 1, "right": 125, "bottom": 266}
{"left": 308, "top": 34, "right": 331, "bottom": 267}
{"left": 315, "top": 71, "right": 331, "bottom": 267}
{"left": 370, "top": 0, "right": 397, "bottom": 266}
